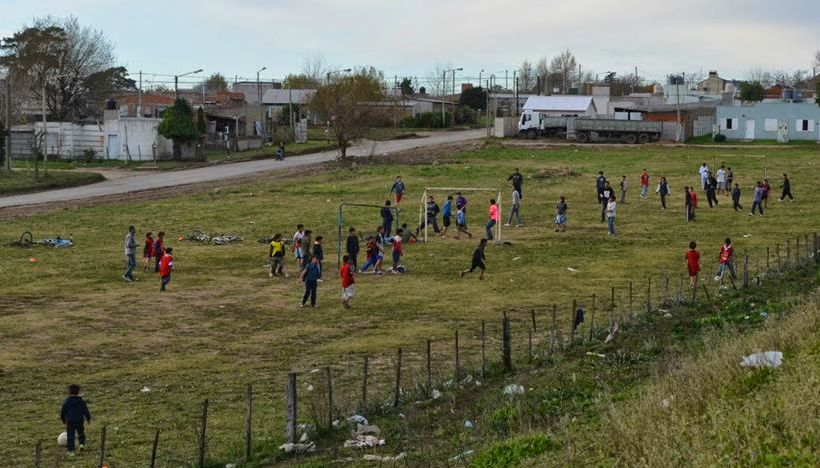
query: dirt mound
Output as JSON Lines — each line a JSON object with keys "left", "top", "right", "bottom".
{"left": 533, "top": 167, "right": 580, "bottom": 179}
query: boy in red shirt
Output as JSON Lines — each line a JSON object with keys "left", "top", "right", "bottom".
{"left": 142, "top": 232, "right": 154, "bottom": 271}
{"left": 686, "top": 241, "right": 700, "bottom": 288}
{"left": 340, "top": 254, "right": 355, "bottom": 308}
{"left": 159, "top": 247, "right": 174, "bottom": 291}
{"left": 391, "top": 228, "right": 404, "bottom": 274}
{"left": 715, "top": 238, "right": 736, "bottom": 282}
{"left": 640, "top": 169, "right": 649, "bottom": 199}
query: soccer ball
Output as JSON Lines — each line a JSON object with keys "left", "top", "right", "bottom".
{"left": 57, "top": 431, "right": 67, "bottom": 446}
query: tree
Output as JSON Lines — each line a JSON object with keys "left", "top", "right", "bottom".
{"left": 196, "top": 107, "right": 206, "bottom": 134}
{"left": 549, "top": 49, "right": 577, "bottom": 94}
{"left": 739, "top": 81, "right": 765, "bottom": 102}
{"left": 158, "top": 98, "right": 199, "bottom": 160}
{"left": 301, "top": 52, "right": 328, "bottom": 85}
{"left": 0, "top": 16, "right": 118, "bottom": 120}
{"left": 194, "top": 73, "right": 228, "bottom": 95}
{"left": 399, "top": 77, "right": 414, "bottom": 96}
{"left": 815, "top": 80, "right": 820, "bottom": 105}
{"left": 425, "top": 63, "right": 453, "bottom": 96}
{"left": 310, "top": 67, "right": 386, "bottom": 159}
{"left": 517, "top": 60, "right": 535, "bottom": 93}
{"left": 283, "top": 74, "right": 319, "bottom": 89}
{"left": 459, "top": 86, "right": 487, "bottom": 111}
{"left": 81, "top": 66, "right": 137, "bottom": 118}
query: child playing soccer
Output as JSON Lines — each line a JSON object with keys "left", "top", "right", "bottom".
{"left": 358, "top": 235, "right": 378, "bottom": 273}
{"left": 391, "top": 228, "right": 404, "bottom": 273}
{"left": 153, "top": 231, "right": 165, "bottom": 272}
{"left": 60, "top": 384, "right": 91, "bottom": 457}
{"left": 460, "top": 238, "right": 488, "bottom": 280}
{"left": 441, "top": 195, "right": 453, "bottom": 238}
{"left": 159, "top": 247, "right": 174, "bottom": 291}
{"left": 686, "top": 241, "right": 700, "bottom": 288}
{"left": 340, "top": 254, "right": 355, "bottom": 308}
{"left": 300, "top": 255, "right": 322, "bottom": 308}
{"left": 269, "top": 233, "right": 288, "bottom": 277}
{"left": 455, "top": 206, "right": 472, "bottom": 239}
{"left": 142, "top": 232, "right": 154, "bottom": 271}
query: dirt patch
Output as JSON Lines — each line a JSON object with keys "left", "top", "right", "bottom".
{"left": 533, "top": 167, "right": 581, "bottom": 179}
{"left": 349, "top": 141, "right": 484, "bottom": 167}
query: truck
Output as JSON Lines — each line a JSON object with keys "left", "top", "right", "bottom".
{"left": 569, "top": 118, "right": 663, "bottom": 144}
{"left": 517, "top": 110, "right": 568, "bottom": 139}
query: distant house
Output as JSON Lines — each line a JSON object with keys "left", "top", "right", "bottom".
{"left": 112, "top": 93, "right": 174, "bottom": 118}
{"left": 233, "top": 81, "right": 281, "bottom": 104}
{"left": 717, "top": 101, "right": 820, "bottom": 141}
{"left": 697, "top": 71, "right": 732, "bottom": 95}
{"left": 262, "top": 88, "right": 317, "bottom": 122}
{"left": 522, "top": 96, "right": 598, "bottom": 117}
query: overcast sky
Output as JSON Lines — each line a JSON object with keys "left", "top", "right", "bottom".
{"left": 2, "top": 0, "right": 819, "bottom": 88}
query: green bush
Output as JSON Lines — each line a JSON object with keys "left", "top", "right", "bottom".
{"left": 404, "top": 111, "right": 450, "bottom": 128}
{"left": 273, "top": 127, "right": 294, "bottom": 145}
{"left": 714, "top": 133, "right": 727, "bottom": 142}
{"left": 471, "top": 434, "right": 558, "bottom": 468}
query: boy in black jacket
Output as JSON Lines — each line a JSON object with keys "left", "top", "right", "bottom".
{"left": 60, "top": 384, "right": 91, "bottom": 456}
{"left": 346, "top": 228, "right": 360, "bottom": 270}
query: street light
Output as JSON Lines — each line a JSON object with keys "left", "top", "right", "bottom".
{"left": 486, "top": 74, "right": 496, "bottom": 138}
{"left": 326, "top": 68, "right": 352, "bottom": 83}
{"left": 174, "top": 68, "right": 203, "bottom": 99}
{"left": 442, "top": 67, "right": 462, "bottom": 126}
{"left": 256, "top": 67, "right": 267, "bottom": 139}
{"left": 479, "top": 69, "right": 485, "bottom": 88}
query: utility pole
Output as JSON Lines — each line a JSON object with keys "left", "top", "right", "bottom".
{"left": 138, "top": 71, "right": 143, "bottom": 118}
{"left": 675, "top": 74, "right": 682, "bottom": 143}
{"left": 41, "top": 77, "right": 47, "bottom": 177}
{"left": 441, "top": 70, "right": 446, "bottom": 126}
{"left": 5, "top": 77, "right": 11, "bottom": 172}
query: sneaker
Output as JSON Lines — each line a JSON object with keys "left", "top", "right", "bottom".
{"left": 67, "top": 451, "right": 75, "bottom": 457}
{"left": 269, "top": 272, "right": 274, "bottom": 277}
{"left": 503, "top": 223, "right": 511, "bottom": 227}
{"left": 777, "top": 199, "right": 783, "bottom": 202}
{"left": 78, "top": 444, "right": 85, "bottom": 450}
{"left": 299, "top": 303, "right": 305, "bottom": 308}
{"left": 750, "top": 213, "right": 754, "bottom": 216}
{"left": 714, "top": 275, "right": 720, "bottom": 281}
{"left": 123, "top": 275, "right": 132, "bottom": 282}
{"left": 312, "top": 304, "right": 318, "bottom": 308}
{"left": 516, "top": 224, "right": 523, "bottom": 227}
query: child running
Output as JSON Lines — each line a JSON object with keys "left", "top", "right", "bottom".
{"left": 340, "top": 254, "right": 355, "bottom": 308}
{"left": 159, "top": 247, "right": 174, "bottom": 291}
{"left": 686, "top": 241, "right": 700, "bottom": 288}
{"left": 441, "top": 195, "right": 453, "bottom": 238}
{"left": 460, "top": 238, "right": 487, "bottom": 280}
{"left": 715, "top": 237, "right": 736, "bottom": 282}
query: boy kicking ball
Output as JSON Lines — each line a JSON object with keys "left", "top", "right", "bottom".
{"left": 340, "top": 255, "right": 355, "bottom": 308}
{"left": 460, "top": 238, "right": 487, "bottom": 280}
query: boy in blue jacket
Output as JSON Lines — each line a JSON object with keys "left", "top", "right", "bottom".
{"left": 60, "top": 384, "right": 91, "bottom": 456}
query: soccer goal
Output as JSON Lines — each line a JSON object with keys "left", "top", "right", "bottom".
{"left": 419, "top": 187, "right": 503, "bottom": 244}
{"left": 336, "top": 202, "right": 400, "bottom": 267}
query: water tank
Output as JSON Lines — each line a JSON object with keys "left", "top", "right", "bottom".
{"left": 782, "top": 88, "right": 793, "bottom": 100}
{"left": 105, "top": 99, "right": 117, "bottom": 110}
{"left": 724, "top": 83, "right": 735, "bottom": 94}
{"left": 653, "top": 84, "right": 664, "bottom": 95}
{"left": 793, "top": 89, "right": 803, "bottom": 102}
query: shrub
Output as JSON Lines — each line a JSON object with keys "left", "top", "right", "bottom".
{"left": 471, "top": 434, "right": 558, "bottom": 468}
{"left": 714, "top": 133, "right": 727, "bottom": 142}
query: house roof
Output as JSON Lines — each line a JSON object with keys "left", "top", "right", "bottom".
{"left": 522, "top": 95, "right": 596, "bottom": 112}
{"left": 262, "top": 89, "right": 316, "bottom": 105}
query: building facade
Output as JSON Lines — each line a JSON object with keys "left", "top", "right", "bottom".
{"left": 716, "top": 102, "right": 820, "bottom": 141}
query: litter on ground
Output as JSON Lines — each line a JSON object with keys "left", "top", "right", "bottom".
{"left": 363, "top": 453, "right": 406, "bottom": 462}
{"left": 586, "top": 352, "right": 606, "bottom": 358}
{"left": 503, "top": 384, "right": 525, "bottom": 395}
{"left": 740, "top": 351, "right": 783, "bottom": 368}
{"left": 279, "top": 442, "right": 315, "bottom": 453}
{"left": 344, "top": 423, "right": 385, "bottom": 448}
{"left": 567, "top": 267, "right": 580, "bottom": 273}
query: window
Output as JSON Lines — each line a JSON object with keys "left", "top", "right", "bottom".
{"left": 721, "top": 118, "right": 737, "bottom": 130}
{"left": 764, "top": 119, "right": 778, "bottom": 131}
{"left": 796, "top": 119, "right": 815, "bottom": 132}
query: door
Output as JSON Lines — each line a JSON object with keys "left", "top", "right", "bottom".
{"left": 744, "top": 120, "right": 755, "bottom": 140}
{"left": 107, "top": 134, "right": 120, "bottom": 159}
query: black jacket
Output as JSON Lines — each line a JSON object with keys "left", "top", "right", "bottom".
{"left": 381, "top": 206, "right": 393, "bottom": 223}
{"left": 346, "top": 234, "right": 359, "bottom": 255}
{"left": 60, "top": 396, "right": 91, "bottom": 423}
{"left": 312, "top": 243, "right": 324, "bottom": 261}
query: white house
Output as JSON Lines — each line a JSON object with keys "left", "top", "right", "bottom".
{"left": 522, "top": 95, "right": 598, "bottom": 117}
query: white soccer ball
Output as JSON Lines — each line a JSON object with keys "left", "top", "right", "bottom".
{"left": 57, "top": 431, "right": 68, "bottom": 446}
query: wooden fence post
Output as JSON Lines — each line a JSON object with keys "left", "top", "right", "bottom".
{"left": 646, "top": 277, "right": 652, "bottom": 314}
{"left": 664, "top": 276, "right": 669, "bottom": 304}
{"left": 426, "top": 340, "right": 432, "bottom": 396}
{"left": 589, "top": 294, "right": 596, "bottom": 342}
{"left": 701, "top": 283, "right": 711, "bottom": 301}
{"left": 361, "top": 356, "right": 369, "bottom": 413}
{"left": 776, "top": 244, "right": 781, "bottom": 272}
{"left": 480, "top": 322, "right": 486, "bottom": 380}
{"left": 394, "top": 348, "right": 403, "bottom": 407}
{"left": 629, "top": 280, "right": 633, "bottom": 312}
{"left": 550, "top": 305, "right": 557, "bottom": 356}
{"left": 34, "top": 441, "right": 41, "bottom": 468}
{"left": 454, "top": 329, "right": 461, "bottom": 383}
{"left": 198, "top": 400, "right": 208, "bottom": 468}
{"left": 245, "top": 384, "right": 252, "bottom": 462}
{"left": 98, "top": 425, "right": 107, "bottom": 468}
{"left": 786, "top": 240, "right": 791, "bottom": 269}
{"left": 571, "top": 299, "right": 577, "bottom": 342}
{"left": 286, "top": 373, "right": 297, "bottom": 444}
{"left": 325, "top": 367, "right": 333, "bottom": 431}
{"left": 531, "top": 309, "right": 537, "bottom": 333}
{"left": 610, "top": 287, "right": 616, "bottom": 323}
{"left": 528, "top": 327, "right": 533, "bottom": 363}
{"left": 743, "top": 252, "right": 749, "bottom": 288}
{"left": 502, "top": 312, "right": 512, "bottom": 371}
{"left": 150, "top": 430, "right": 160, "bottom": 468}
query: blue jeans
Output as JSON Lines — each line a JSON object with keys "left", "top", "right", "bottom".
{"left": 160, "top": 274, "right": 171, "bottom": 291}
{"left": 486, "top": 219, "right": 497, "bottom": 239}
{"left": 641, "top": 185, "right": 648, "bottom": 198}
{"left": 717, "top": 261, "right": 736, "bottom": 279}
{"left": 124, "top": 254, "right": 136, "bottom": 280}
{"left": 751, "top": 201, "right": 763, "bottom": 215}
{"left": 607, "top": 216, "right": 615, "bottom": 235}
{"left": 382, "top": 220, "right": 392, "bottom": 238}
{"left": 359, "top": 256, "right": 377, "bottom": 273}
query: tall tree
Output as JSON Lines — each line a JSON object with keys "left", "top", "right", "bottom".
{"left": 535, "top": 58, "right": 549, "bottom": 94}
{"left": 158, "top": 98, "right": 199, "bottom": 160}
{"left": 283, "top": 74, "right": 319, "bottom": 89}
{"left": 517, "top": 60, "right": 535, "bottom": 94}
{"left": 459, "top": 86, "right": 487, "bottom": 111}
{"left": 310, "top": 67, "right": 386, "bottom": 159}
{"left": 426, "top": 63, "right": 453, "bottom": 96}
{"left": 549, "top": 49, "right": 577, "bottom": 94}
{"left": 81, "top": 66, "right": 137, "bottom": 117}
{"left": 399, "top": 77, "right": 414, "bottom": 96}
{"left": 738, "top": 81, "right": 765, "bottom": 102}
{"left": 194, "top": 73, "right": 228, "bottom": 95}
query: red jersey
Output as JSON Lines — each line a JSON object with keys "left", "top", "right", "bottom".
{"left": 686, "top": 249, "right": 700, "bottom": 275}
{"left": 392, "top": 236, "right": 403, "bottom": 256}
{"left": 719, "top": 244, "right": 733, "bottom": 264}
{"left": 143, "top": 237, "right": 154, "bottom": 257}
{"left": 640, "top": 172, "right": 649, "bottom": 186}
{"left": 340, "top": 263, "right": 354, "bottom": 288}
{"left": 159, "top": 253, "right": 174, "bottom": 276}
{"left": 691, "top": 192, "right": 698, "bottom": 208}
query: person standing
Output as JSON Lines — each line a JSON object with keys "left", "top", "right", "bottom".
{"left": 391, "top": 228, "right": 404, "bottom": 274}
{"left": 715, "top": 238, "right": 736, "bottom": 282}
{"left": 686, "top": 241, "right": 700, "bottom": 288}
{"left": 292, "top": 224, "right": 305, "bottom": 271}
{"left": 619, "top": 175, "right": 628, "bottom": 203}
{"left": 299, "top": 255, "right": 322, "bottom": 308}
{"left": 456, "top": 192, "right": 468, "bottom": 228}
{"left": 605, "top": 195, "right": 617, "bottom": 236}
{"left": 732, "top": 183, "right": 743, "bottom": 211}
{"left": 504, "top": 187, "right": 522, "bottom": 227}
{"left": 778, "top": 173, "right": 794, "bottom": 201}
{"left": 312, "top": 236, "right": 324, "bottom": 269}
{"left": 750, "top": 181, "right": 764, "bottom": 216}
{"left": 390, "top": 176, "right": 406, "bottom": 206}
{"left": 600, "top": 181, "right": 615, "bottom": 222}
{"left": 657, "top": 176, "right": 669, "bottom": 209}
{"left": 640, "top": 169, "right": 650, "bottom": 199}
{"left": 459, "top": 238, "right": 487, "bottom": 280}
{"left": 142, "top": 232, "right": 154, "bottom": 271}
{"left": 716, "top": 165, "right": 727, "bottom": 195}
{"left": 705, "top": 172, "right": 719, "bottom": 207}
{"left": 346, "top": 227, "right": 360, "bottom": 270}
{"left": 486, "top": 199, "right": 499, "bottom": 240}
{"left": 417, "top": 195, "right": 441, "bottom": 236}
{"left": 554, "top": 196, "right": 568, "bottom": 232}
{"left": 690, "top": 189, "right": 699, "bottom": 221}
{"left": 60, "top": 384, "right": 91, "bottom": 457}
{"left": 153, "top": 231, "right": 165, "bottom": 273}
{"left": 159, "top": 247, "right": 174, "bottom": 291}
{"left": 340, "top": 255, "right": 355, "bottom": 308}
{"left": 684, "top": 187, "right": 693, "bottom": 222}
{"left": 596, "top": 171, "right": 606, "bottom": 203}
{"left": 507, "top": 168, "right": 523, "bottom": 199}
{"left": 441, "top": 195, "right": 454, "bottom": 238}
{"left": 725, "top": 167, "right": 734, "bottom": 196}
{"left": 269, "top": 233, "right": 287, "bottom": 277}
{"left": 698, "top": 162, "right": 709, "bottom": 190}
{"left": 761, "top": 178, "right": 771, "bottom": 208}
{"left": 373, "top": 226, "right": 386, "bottom": 274}
{"left": 123, "top": 225, "right": 137, "bottom": 282}
{"left": 381, "top": 200, "right": 394, "bottom": 238}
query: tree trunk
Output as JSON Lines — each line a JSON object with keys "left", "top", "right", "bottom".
{"left": 173, "top": 141, "right": 182, "bottom": 161}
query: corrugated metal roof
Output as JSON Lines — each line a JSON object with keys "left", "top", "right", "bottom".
{"left": 522, "top": 95, "right": 594, "bottom": 112}
{"left": 262, "top": 89, "right": 316, "bottom": 105}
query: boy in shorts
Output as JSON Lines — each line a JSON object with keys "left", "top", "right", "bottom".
{"left": 460, "top": 238, "right": 487, "bottom": 280}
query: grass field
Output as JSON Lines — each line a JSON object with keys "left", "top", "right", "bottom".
{"left": 0, "top": 170, "right": 105, "bottom": 195}
{"left": 3, "top": 142, "right": 820, "bottom": 467}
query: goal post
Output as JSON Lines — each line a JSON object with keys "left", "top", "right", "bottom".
{"left": 420, "top": 187, "right": 503, "bottom": 244}
{"left": 337, "top": 202, "right": 400, "bottom": 267}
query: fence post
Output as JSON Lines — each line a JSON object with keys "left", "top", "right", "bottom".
{"left": 664, "top": 276, "right": 669, "bottom": 304}
{"left": 589, "top": 294, "right": 596, "bottom": 341}
{"left": 531, "top": 309, "right": 537, "bottom": 333}
{"left": 361, "top": 356, "right": 369, "bottom": 413}
{"left": 786, "top": 240, "right": 791, "bottom": 269}
{"left": 571, "top": 299, "right": 577, "bottom": 342}
{"left": 776, "top": 244, "right": 781, "bottom": 273}
{"left": 646, "top": 277, "right": 652, "bottom": 314}
{"left": 325, "top": 367, "right": 333, "bottom": 431}
{"left": 550, "top": 305, "right": 557, "bottom": 356}
{"left": 34, "top": 441, "right": 41, "bottom": 468}
{"left": 701, "top": 282, "right": 711, "bottom": 302}
{"left": 677, "top": 274, "right": 684, "bottom": 305}
{"left": 610, "top": 287, "right": 616, "bottom": 324}
{"left": 743, "top": 252, "right": 749, "bottom": 288}
{"left": 426, "top": 340, "right": 432, "bottom": 396}
{"left": 528, "top": 327, "right": 533, "bottom": 363}
{"left": 150, "top": 430, "right": 160, "bottom": 468}
{"left": 480, "top": 322, "right": 486, "bottom": 381}
{"left": 502, "top": 312, "right": 512, "bottom": 371}
{"left": 245, "top": 384, "right": 252, "bottom": 462}
{"left": 198, "top": 400, "right": 208, "bottom": 468}
{"left": 766, "top": 246, "right": 770, "bottom": 272}
{"left": 797, "top": 236, "right": 801, "bottom": 263}
{"left": 98, "top": 425, "right": 107, "bottom": 468}
{"left": 394, "top": 348, "right": 403, "bottom": 407}
{"left": 286, "top": 373, "right": 297, "bottom": 444}
{"left": 454, "top": 329, "right": 461, "bottom": 383}
{"left": 629, "top": 280, "right": 633, "bottom": 312}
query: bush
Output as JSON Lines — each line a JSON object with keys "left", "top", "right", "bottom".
{"left": 83, "top": 148, "right": 98, "bottom": 162}
{"left": 404, "top": 111, "right": 450, "bottom": 129}
{"left": 471, "top": 434, "right": 558, "bottom": 468}
{"left": 456, "top": 106, "right": 478, "bottom": 125}
{"left": 713, "top": 133, "right": 727, "bottom": 142}
{"left": 273, "top": 127, "right": 294, "bottom": 145}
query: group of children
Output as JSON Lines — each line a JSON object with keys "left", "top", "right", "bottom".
{"left": 121, "top": 228, "right": 174, "bottom": 291}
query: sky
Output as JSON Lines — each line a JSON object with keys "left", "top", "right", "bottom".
{"left": 2, "top": 0, "right": 819, "bottom": 88}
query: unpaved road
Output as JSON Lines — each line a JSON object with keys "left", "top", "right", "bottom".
{"left": 0, "top": 130, "right": 485, "bottom": 209}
